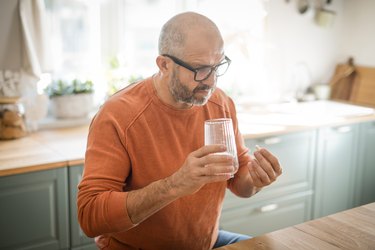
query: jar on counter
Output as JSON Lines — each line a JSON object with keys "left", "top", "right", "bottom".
{"left": 0, "top": 97, "right": 27, "bottom": 140}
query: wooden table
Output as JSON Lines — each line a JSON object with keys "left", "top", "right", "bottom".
{"left": 216, "top": 202, "right": 375, "bottom": 250}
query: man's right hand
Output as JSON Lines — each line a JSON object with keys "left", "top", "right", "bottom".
{"left": 168, "top": 144, "right": 235, "bottom": 197}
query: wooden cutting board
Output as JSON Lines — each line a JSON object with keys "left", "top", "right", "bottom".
{"left": 330, "top": 64, "right": 375, "bottom": 107}
{"left": 350, "top": 66, "right": 375, "bottom": 107}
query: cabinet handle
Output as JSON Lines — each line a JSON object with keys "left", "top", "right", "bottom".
{"left": 263, "top": 137, "right": 281, "bottom": 145}
{"left": 335, "top": 126, "right": 351, "bottom": 133}
{"left": 257, "top": 203, "right": 278, "bottom": 213}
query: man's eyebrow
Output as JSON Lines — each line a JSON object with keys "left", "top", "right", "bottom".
{"left": 194, "top": 57, "right": 226, "bottom": 68}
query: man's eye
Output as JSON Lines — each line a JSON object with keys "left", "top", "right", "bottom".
{"left": 197, "top": 67, "right": 212, "bottom": 74}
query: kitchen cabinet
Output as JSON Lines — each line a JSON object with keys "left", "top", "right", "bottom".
{"left": 0, "top": 165, "right": 96, "bottom": 250}
{"left": 220, "top": 191, "right": 312, "bottom": 236}
{"left": 245, "top": 131, "right": 316, "bottom": 198}
{"left": 355, "top": 121, "right": 375, "bottom": 206}
{"left": 220, "top": 130, "right": 316, "bottom": 236}
{"left": 0, "top": 168, "right": 69, "bottom": 250}
{"left": 313, "top": 124, "right": 359, "bottom": 218}
{"left": 69, "top": 165, "right": 96, "bottom": 250}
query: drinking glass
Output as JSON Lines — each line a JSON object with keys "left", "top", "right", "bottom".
{"left": 204, "top": 118, "right": 239, "bottom": 177}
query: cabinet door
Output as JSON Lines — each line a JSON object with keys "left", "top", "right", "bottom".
{"left": 221, "top": 131, "right": 315, "bottom": 236}
{"left": 314, "top": 124, "right": 358, "bottom": 218}
{"left": 0, "top": 168, "right": 69, "bottom": 250}
{"left": 357, "top": 121, "right": 375, "bottom": 206}
{"left": 220, "top": 191, "right": 312, "bottom": 236}
{"left": 242, "top": 131, "right": 316, "bottom": 202}
{"left": 69, "top": 165, "right": 96, "bottom": 249}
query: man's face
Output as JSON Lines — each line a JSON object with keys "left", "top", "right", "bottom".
{"left": 168, "top": 66, "right": 216, "bottom": 106}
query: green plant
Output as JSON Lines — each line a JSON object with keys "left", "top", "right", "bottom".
{"left": 107, "top": 74, "right": 143, "bottom": 96}
{"left": 45, "top": 79, "right": 94, "bottom": 97}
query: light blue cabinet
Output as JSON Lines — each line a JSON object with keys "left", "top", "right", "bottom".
{"left": 220, "top": 130, "right": 316, "bottom": 236}
{"left": 69, "top": 165, "right": 96, "bottom": 250}
{"left": 245, "top": 130, "right": 316, "bottom": 197}
{"left": 356, "top": 121, "right": 375, "bottom": 206}
{"left": 313, "top": 124, "right": 359, "bottom": 218}
{"left": 221, "top": 121, "right": 374, "bottom": 235}
{"left": 0, "top": 168, "right": 69, "bottom": 250}
{"left": 221, "top": 191, "right": 312, "bottom": 236}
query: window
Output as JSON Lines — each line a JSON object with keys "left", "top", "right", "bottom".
{"left": 44, "top": 0, "right": 267, "bottom": 103}
{"left": 45, "top": 0, "right": 101, "bottom": 76}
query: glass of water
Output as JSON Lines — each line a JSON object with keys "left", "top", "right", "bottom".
{"left": 204, "top": 118, "right": 239, "bottom": 177}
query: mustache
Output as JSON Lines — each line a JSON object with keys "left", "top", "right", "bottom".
{"left": 193, "top": 84, "right": 212, "bottom": 92}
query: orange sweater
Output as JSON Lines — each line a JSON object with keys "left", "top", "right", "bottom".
{"left": 78, "top": 77, "right": 251, "bottom": 249}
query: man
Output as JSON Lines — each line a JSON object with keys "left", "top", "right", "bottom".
{"left": 78, "top": 12, "right": 282, "bottom": 250}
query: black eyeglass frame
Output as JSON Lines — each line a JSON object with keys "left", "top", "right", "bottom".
{"left": 162, "top": 54, "right": 231, "bottom": 81}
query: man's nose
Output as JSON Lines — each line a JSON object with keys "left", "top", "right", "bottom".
{"left": 201, "top": 72, "right": 217, "bottom": 87}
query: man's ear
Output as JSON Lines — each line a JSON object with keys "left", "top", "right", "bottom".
{"left": 156, "top": 55, "right": 169, "bottom": 73}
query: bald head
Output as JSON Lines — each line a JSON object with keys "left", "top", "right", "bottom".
{"left": 158, "top": 12, "right": 223, "bottom": 58}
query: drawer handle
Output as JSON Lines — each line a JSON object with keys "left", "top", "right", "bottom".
{"left": 258, "top": 203, "right": 278, "bottom": 213}
{"left": 263, "top": 137, "right": 281, "bottom": 145}
{"left": 336, "top": 126, "right": 351, "bottom": 133}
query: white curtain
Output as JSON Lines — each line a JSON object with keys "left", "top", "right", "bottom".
{"left": 19, "top": 0, "right": 51, "bottom": 81}
{"left": 19, "top": 0, "right": 50, "bottom": 130}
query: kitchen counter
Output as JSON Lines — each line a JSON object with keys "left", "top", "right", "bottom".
{"left": 0, "top": 126, "right": 88, "bottom": 176}
{"left": 238, "top": 100, "right": 375, "bottom": 139}
{"left": 1, "top": 100, "right": 374, "bottom": 177}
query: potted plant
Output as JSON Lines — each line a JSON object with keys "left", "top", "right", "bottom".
{"left": 45, "top": 79, "right": 94, "bottom": 119}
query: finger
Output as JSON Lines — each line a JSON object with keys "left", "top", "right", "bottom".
{"left": 251, "top": 158, "right": 271, "bottom": 185}
{"left": 254, "top": 150, "right": 276, "bottom": 181}
{"left": 201, "top": 153, "right": 234, "bottom": 166}
{"left": 248, "top": 161, "right": 263, "bottom": 187}
{"left": 257, "top": 148, "right": 283, "bottom": 175}
{"left": 192, "top": 144, "right": 227, "bottom": 158}
{"left": 201, "top": 173, "right": 233, "bottom": 182}
{"left": 204, "top": 163, "right": 235, "bottom": 176}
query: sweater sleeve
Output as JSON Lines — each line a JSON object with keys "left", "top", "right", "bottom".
{"left": 77, "top": 107, "right": 136, "bottom": 237}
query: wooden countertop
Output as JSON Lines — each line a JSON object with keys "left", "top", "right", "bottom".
{"left": 0, "top": 126, "right": 88, "bottom": 177}
{"left": 215, "top": 202, "right": 375, "bottom": 250}
{"left": 1, "top": 101, "right": 374, "bottom": 177}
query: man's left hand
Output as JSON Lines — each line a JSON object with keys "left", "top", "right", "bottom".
{"left": 247, "top": 147, "right": 282, "bottom": 188}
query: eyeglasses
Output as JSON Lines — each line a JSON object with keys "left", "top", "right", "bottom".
{"left": 163, "top": 54, "right": 231, "bottom": 81}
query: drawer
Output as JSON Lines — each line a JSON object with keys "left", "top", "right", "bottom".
{"left": 220, "top": 191, "right": 312, "bottom": 237}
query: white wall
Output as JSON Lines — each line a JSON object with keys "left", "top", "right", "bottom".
{"left": 264, "top": 0, "right": 344, "bottom": 98}
{"left": 339, "top": 0, "right": 375, "bottom": 67}
{"left": 263, "top": 0, "right": 375, "bottom": 99}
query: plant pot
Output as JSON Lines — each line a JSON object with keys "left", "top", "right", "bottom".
{"left": 50, "top": 93, "right": 93, "bottom": 119}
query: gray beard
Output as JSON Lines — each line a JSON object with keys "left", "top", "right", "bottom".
{"left": 169, "top": 69, "right": 215, "bottom": 106}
